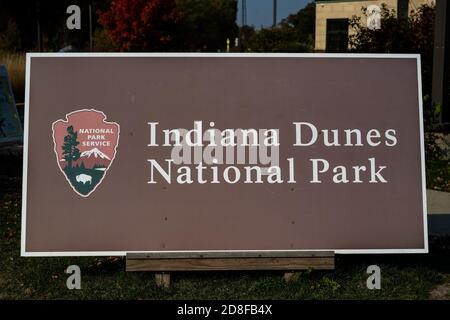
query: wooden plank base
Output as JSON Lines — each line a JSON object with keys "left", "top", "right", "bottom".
{"left": 126, "top": 252, "right": 335, "bottom": 272}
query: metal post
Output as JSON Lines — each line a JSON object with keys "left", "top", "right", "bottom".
{"left": 240, "top": 0, "right": 247, "bottom": 52}
{"left": 37, "top": 21, "right": 42, "bottom": 52}
{"left": 242, "top": 0, "right": 246, "bottom": 26}
{"left": 273, "top": 0, "right": 277, "bottom": 27}
{"left": 36, "top": 1, "right": 42, "bottom": 52}
{"left": 89, "top": 3, "right": 93, "bottom": 52}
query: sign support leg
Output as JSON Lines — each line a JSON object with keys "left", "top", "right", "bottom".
{"left": 155, "top": 273, "right": 171, "bottom": 288}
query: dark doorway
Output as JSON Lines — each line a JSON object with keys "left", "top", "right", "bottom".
{"left": 397, "top": 0, "right": 409, "bottom": 19}
{"left": 326, "top": 18, "right": 349, "bottom": 53}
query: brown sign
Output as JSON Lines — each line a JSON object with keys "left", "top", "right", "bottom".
{"left": 21, "top": 53, "right": 427, "bottom": 256}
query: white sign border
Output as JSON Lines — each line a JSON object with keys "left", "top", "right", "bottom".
{"left": 21, "top": 52, "right": 428, "bottom": 256}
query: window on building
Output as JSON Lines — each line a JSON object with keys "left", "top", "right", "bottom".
{"left": 397, "top": 0, "right": 409, "bottom": 19}
{"left": 326, "top": 19, "right": 349, "bottom": 53}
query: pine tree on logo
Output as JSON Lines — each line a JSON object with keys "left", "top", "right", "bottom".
{"left": 62, "top": 125, "right": 80, "bottom": 169}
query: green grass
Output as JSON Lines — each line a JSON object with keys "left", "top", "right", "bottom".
{"left": 1, "top": 154, "right": 449, "bottom": 299}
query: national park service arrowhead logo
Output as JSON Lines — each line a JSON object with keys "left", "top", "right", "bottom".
{"left": 52, "top": 109, "right": 120, "bottom": 197}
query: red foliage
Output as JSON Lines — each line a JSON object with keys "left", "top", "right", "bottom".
{"left": 98, "top": 0, "right": 182, "bottom": 51}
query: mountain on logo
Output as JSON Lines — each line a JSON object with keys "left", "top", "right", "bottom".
{"left": 73, "top": 147, "right": 112, "bottom": 169}
{"left": 80, "top": 147, "right": 111, "bottom": 160}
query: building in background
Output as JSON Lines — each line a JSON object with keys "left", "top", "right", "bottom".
{"left": 315, "top": 0, "right": 434, "bottom": 52}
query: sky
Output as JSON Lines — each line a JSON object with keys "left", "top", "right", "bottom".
{"left": 237, "top": 0, "right": 312, "bottom": 28}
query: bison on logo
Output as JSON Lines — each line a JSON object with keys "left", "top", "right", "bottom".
{"left": 52, "top": 109, "right": 120, "bottom": 197}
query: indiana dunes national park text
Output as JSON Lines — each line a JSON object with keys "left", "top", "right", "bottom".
{"left": 145, "top": 121, "right": 398, "bottom": 185}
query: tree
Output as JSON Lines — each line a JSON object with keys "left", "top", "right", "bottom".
{"left": 62, "top": 126, "right": 80, "bottom": 169}
{"left": 98, "top": 0, "right": 183, "bottom": 51}
{"left": 175, "top": 0, "right": 238, "bottom": 51}
{"left": 281, "top": 1, "right": 315, "bottom": 45}
{"left": 239, "top": 25, "right": 257, "bottom": 51}
{"left": 349, "top": 3, "right": 435, "bottom": 97}
{"left": 0, "top": 0, "right": 98, "bottom": 52}
{"left": 0, "top": 19, "right": 21, "bottom": 52}
{"left": 245, "top": 26, "right": 313, "bottom": 53}
{"left": 98, "top": 0, "right": 239, "bottom": 52}
{"left": 243, "top": 2, "right": 315, "bottom": 53}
